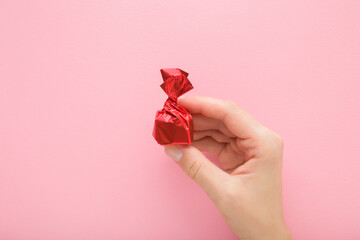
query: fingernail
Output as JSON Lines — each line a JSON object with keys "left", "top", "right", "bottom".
{"left": 164, "top": 145, "right": 183, "bottom": 162}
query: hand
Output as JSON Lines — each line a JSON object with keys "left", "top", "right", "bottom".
{"left": 164, "top": 95, "right": 291, "bottom": 240}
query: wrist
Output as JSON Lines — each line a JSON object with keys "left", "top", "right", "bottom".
{"left": 276, "top": 223, "right": 292, "bottom": 240}
{"left": 233, "top": 220, "right": 291, "bottom": 240}
{"left": 261, "top": 221, "right": 291, "bottom": 240}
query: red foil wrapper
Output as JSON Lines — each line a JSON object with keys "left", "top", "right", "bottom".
{"left": 153, "top": 68, "right": 194, "bottom": 145}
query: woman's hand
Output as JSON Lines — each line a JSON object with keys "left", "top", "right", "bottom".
{"left": 164, "top": 95, "right": 291, "bottom": 240}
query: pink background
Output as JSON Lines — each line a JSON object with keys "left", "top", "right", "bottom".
{"left": 1, "top": 0, "right": 359, "bottom": 239}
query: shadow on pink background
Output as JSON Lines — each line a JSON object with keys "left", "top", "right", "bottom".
{"left": 1, "top": 1, "right": 359, "bottom": 239}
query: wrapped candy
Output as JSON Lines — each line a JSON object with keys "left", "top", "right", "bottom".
{"left": 153, "top": 68, "right": 194, "bottom": 145}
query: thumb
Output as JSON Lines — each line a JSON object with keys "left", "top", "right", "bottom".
{"left": 164, "top": 145, "right": 227, "bottom": 197}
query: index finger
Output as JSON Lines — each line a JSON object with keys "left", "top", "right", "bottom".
{"left": 178, "top": 95, "right": 261, "bottom": 139}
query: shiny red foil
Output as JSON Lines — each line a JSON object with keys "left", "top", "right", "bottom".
{"left": 153, "top": 68, "right": 194, "bottom": 145}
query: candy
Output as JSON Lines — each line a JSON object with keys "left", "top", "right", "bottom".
{"left": 153, "top": 68, "right": 194, "bottom": 145}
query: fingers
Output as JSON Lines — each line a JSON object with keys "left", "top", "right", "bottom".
{"left": 192, "top": 114, "right": 235, "bottom": 137}
{"left": 164, "top": 145, "right": 228, "bottom": 199}
{"left": 192, "top": 130, "right": 241, "bottom": 156}
{"left": 191, "top": 136, "right": 226, "bottom": 156}
{"left": 194, "top": 130, "right": 232, "bottom": 143}
{"left": 178, "top": 95, "right": 261, "bottom": 139}
{"left": 217, "top": 143, "right": 247, "bottom": 173}
{"left": 192, "top": 137, "right": 246, "bottom": 173}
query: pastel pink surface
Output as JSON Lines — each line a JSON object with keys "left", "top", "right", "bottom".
{"left": 0, "top": 1, "right": 359, "bottom": 239}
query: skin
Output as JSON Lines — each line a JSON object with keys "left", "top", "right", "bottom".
{"left": 164, "top": 95, "right": 292, "bottom": 240}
